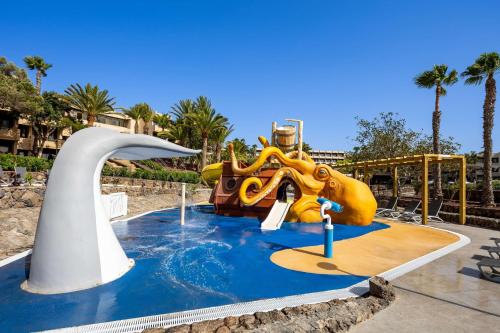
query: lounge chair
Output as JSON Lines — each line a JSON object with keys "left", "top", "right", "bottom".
{"left": 477, "top": 258, "right": 500, "bottom": 283}
{"left": 0, "top": 167, "right": 14, "bottom": 187}
{"left": 375, "top": 197, "right": 398, "bottom": 216}
{"left": 402, "top": 197, "right": 444, "bottom": 223}
{"left": 389, "top": 200, "right": 421, "bottom": 219}
{"left": 14, "top": 167, "right": 27, "bottom": 186}
{"left": 483, "top": 246, "right": 500, "bottom": 260}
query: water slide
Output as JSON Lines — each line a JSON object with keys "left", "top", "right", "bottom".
{"left": 260, "top": 201, "right": 291, "bottom": 230}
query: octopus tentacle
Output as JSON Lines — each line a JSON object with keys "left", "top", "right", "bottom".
{"left": 258, "top": 136, "right": 270, "bottom": 147}
{"left": 285, "top": 151, "right": 315, "bottom": 164}
{"left": 229, "top": 144, "right": 315, "bottom": 176}
{"left": 239, "top": 167, "right": 303, "bottom": 206}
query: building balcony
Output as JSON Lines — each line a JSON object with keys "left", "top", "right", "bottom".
{"left": 93, "top": 122, "right": 133, "bottom": 134}
{"left": 0, "top": 127, "right": 18, "bottom": 140}
{"left": 17, "top": 137, "right": 34, "bottom": 151}
{"left": 43, "top": 140, "right": 58, "bottom": 150}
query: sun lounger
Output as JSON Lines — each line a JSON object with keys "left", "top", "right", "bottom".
{"left": 402, "top": 197, "right": 444, "bottom": 223}
{"left": 0, "top": 167, "right": 14, "bottom": 187}
{"left": 13, "top": 167, "right": 28, "bottom": 186}
{"left": 389, "top": 200, "right": 421, "bottom": 219}
{"left": 375, "top": 197, "right": 398, "bottom": 216}
{"left": 483, "top": 246, "right": 500, "bottom": 260}
{"left": 477, "top": 258, "right": 500, "bottom": 283}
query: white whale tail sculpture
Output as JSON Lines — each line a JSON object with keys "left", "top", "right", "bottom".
{"left": 22, "top": 128, "right": 200, "bottom": 294}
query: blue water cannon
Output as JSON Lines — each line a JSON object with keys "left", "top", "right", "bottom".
{"left": 317, "top": 197, "right": 343, "bottom": 214}
{"left": 317, "top": 197, "right": 343, "bottom": 258}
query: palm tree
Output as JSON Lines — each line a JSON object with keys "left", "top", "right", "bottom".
{"left": 64, "top": 83, "right": 115, "bottom": 126}
{"left": 162, "top": 122, "right": 185, "bottom": 143}
{"left": 23, "top": 56, "right": 52, "bottom": 94}
{"left": 138, "top": 103, "right": 154, "bottom": 135}
{"left": 171, "top": 99, "right": 196, "bottom": 146}
{"left": 212, "top": 124, "right": 233, "bottom": 162}
{"left": 190, "top": 96, "right": 226, "bottom": 169}
{"left": 153, "top": 113, "right": 171, "bottom": 131}
{"left": 414, "top": 65, "right": 458, "bottom": 198}
{"left": 462, "top": 52, "right": 500, "bottom": 207}
{"left": 121, "top": 105, "right": 143, "bottom": 133}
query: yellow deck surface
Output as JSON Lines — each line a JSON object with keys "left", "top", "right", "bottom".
{"left": 270, "top": 221, "right": 460, "bottom": 276}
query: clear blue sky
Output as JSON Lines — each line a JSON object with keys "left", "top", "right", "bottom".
{"left": 2, "top": 0, "right": 499, "bottom": 153}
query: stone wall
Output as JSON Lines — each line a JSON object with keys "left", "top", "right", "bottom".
{"left": 0, "top": 178, "right": 212, "bottom": 260}
{"left": 0, "top": 176, "right": 211, "bottom": 209}
{"left": 0, "top": 187, "right": 45, "bottom": 209}
{"left": 143, "top": 277, "right": 396, "bottom": 333}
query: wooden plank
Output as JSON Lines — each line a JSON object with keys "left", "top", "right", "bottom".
{"left": 459, "top": 156, "right": 466, "bottom": 225}
{"left": 421, "top": 156, "right": 428, "bottom": 225}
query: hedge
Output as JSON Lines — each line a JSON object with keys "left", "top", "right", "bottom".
{"left": 0, "top": 154, "right": 53, "bottom": 172}
{"left": 139, "top": 159, "right": 165, "bottom": 171}
{"left": 0, "top": 153, "right": 200, "bottom": 184}
{"left": 102, "top": 165, "right": 200, "bottom": 184}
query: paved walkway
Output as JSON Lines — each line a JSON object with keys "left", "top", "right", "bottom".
{"left": 352, "top": 222, "right": 500, "bottom": 333}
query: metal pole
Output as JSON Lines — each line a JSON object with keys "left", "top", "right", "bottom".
{"left": 180, "top": 183, "right": 186, "bottom": 225}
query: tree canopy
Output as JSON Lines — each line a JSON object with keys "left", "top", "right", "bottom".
{"left": 351, "top": 112, "right": 460, "bottom": 161}
{"left": 0, "top": 57, "right": 43, "bottom": 116}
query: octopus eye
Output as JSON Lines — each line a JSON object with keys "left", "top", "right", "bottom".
{"left": 316, "top": 167, "right": 329, "bottom": 179}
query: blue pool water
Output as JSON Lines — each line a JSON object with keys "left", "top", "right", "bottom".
{"left": 0, "top": 206, "right": 388, "bottom": 332}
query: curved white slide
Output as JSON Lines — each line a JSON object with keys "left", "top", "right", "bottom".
{"left": 24, "top": 127, "right": 199, "bottom": 294}
{"left": 260, "top": 201, "right": 291, "bottom": 230}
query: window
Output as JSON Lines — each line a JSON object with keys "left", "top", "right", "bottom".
{"left": 0, "top": 119, "right": 12, "bottom": 129}
{"left": 19, "top": 125, "right": 29, "bottom": 138}
{"left": 96, "top": 115, "right": 126, "bottom": 127}
{"left": 492, "top": 157, "right": 499, "bottom": 163}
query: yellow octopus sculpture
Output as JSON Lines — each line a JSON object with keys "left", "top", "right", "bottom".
{"left": 229, "top": 137, "right": 377, "bottom": 226}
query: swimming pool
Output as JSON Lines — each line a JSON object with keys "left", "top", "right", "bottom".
{"left": 0, "top": 205, "right": 388, "bottom": 332}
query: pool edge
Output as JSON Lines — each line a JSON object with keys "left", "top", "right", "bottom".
{"left": 40, "top": 223, "right": 470, "bottom": 333}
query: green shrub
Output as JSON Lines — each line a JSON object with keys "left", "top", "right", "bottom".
{"left": 102, "top": 165, "right": 200, "bottom": 184}
{"left": 140, "top": 160, "right": 164, "bottom": 171}
{"left": 24, "top": 172, "right": 33, "bottom": 185}
{"left": 0, "top": 154, "right": 53, "bottom": 172}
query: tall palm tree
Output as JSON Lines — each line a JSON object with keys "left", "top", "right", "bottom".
{"left": 138, "top": 103, "right": 154, "bottom": 135}
{"left": 64, "top": 83, "right": 115, "bottom": 126}
{"left": 212, "top": 124, "right": 233, "bottom": 162}
{"left": 462, "top": 52, "right": 500, "bottom": 207}
{"left": 171, "top": 99, "right": 196, "bottom": 146}
{"left": 121, "top": 105, "right": 143, "bottom": 133}
{"left": 190, "top": 96, "right": 226, "bottom": 169}
{"left": 414, "top": 65, "right": 458, "bottom": 198}
{"left": 153, "top": 113, "right": 171, "bottom": 131}
{"left": 23, "top": 56, "right": 52, "bottom": 94}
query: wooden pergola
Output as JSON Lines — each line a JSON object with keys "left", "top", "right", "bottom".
{"left": 336, "top": 154, "right": 466, "bottom": 225}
